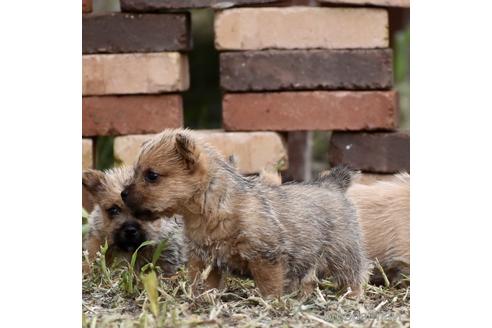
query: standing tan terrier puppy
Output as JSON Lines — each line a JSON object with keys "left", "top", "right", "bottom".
{"left": 83, "top": 167, "right": 185, "bottom": 276}
{"left": 121, "top": 129, "right": 368, "bottom": 298}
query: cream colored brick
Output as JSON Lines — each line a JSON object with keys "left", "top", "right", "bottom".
{"left": 82, "top": 138, "right": 93, "bottom": 169}
{"left": 114, "top": 131, "right": 288, "bottom": 175}
{"left": 197, "top": 131, "right": 288, "bottom": 174}
{"left": 82, "top": 52, "right": 189, "bottom": 95}
{"left": 215, "top": 7, "right": 388, "bottom": 50}
{"left": 318, "top": 0, "right": 409, "bottom": 8}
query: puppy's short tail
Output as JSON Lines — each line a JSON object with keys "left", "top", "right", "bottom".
{"left": 318, "top": 166, "right": 359, "bottom": 192}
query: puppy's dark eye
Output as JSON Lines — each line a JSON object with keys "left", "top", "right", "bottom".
{"left": 145, "top": 170, "right": 159, "bottom": 183}
{"left": 107, "top": 205, "right": 121, "bottom": 217}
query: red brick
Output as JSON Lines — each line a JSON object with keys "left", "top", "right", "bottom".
{"left": 329, "top": 131, "right": 409, "bottom": 173}
{"left": 83, "top": 0, "right": 92, "bottom": 13}
{"left": 83, "top": 95, "right": 183, "bottom": 137}
{"left": 223, "top": 91, "right": 398, "bottom": 131}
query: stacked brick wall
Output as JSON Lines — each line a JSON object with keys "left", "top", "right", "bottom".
{"left": 82, "top": 0, "right": 410, "bottom": 210}
{"left": 214, "top": 4, "right": 409, "bottom": 179}
{"left": 81, "top": 1, "right": 290, "bottom": 211}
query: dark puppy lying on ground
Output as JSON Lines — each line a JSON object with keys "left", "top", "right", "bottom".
{"left": 83, "top": 167, "right": 185, "bottom": 275}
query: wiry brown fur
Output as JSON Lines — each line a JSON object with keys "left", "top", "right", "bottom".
{"left": 82, "top": 167, "right": 185, "bottom": 275}
{"left": 122, "top": 129, "right": 368, "bottom": 298}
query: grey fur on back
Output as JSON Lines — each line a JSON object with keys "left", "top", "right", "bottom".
{"left": 262, "top": 175, "right": 368, "bottom": 291}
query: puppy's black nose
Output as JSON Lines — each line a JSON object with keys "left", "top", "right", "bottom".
{"left": 124, "top": 226, "right": 138, "bottom": 238}
{"left": 121, "top": 189, "right": 129, "bottom": 201}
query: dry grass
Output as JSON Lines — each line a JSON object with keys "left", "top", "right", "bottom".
{"left": 82, "top": 247, "right": 409, "bottom": 328}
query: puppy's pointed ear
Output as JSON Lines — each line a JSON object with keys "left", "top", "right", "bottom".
{"left": 82, "top": 169, "right": 105, "bottom": 195}
{"left": 175, "top": 132, "right": 200, "bottom": 170}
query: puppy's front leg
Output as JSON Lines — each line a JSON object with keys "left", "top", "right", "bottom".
{"left": 188, "top": 254, "right": 223, "bottom": 294}
{"left": 248, "top": 259, "right": 284, "bottom": 298}
{"left": 204, "top": 267, "right": 224, "bottom": 291}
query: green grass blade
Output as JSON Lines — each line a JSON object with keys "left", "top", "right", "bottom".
{"left": 130, "top": 240, "right": 155, "bottom": 271}
{"left": 152, "top": 239, "right": 168, "bottom": 266}
{"left": 82, "top": 208, "right": 90, "bottom": 224}
{"left": 82, "top": 224, "right": 90, "bottom": 237}
{"left": 141, "top": 270, "right": 160, "bottom": 317}
{"left": 99, "top": 240, "right": 111, "bottom": 283}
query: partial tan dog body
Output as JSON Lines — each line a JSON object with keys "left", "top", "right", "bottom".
{"left": 122, "top": 129, "right": 368, "bottom": 298}
{"left": 83, "top": 167, "right": 185, "bottom": 275}
{"left": 347, "top": 173, "right": 410, "bottom": 284}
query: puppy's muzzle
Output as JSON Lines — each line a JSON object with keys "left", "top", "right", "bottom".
{"left": 114, "top": 221, "right": 146, "bottom": 252}
{"left": 121, "top": 185, "right": 160, "bottom": 221}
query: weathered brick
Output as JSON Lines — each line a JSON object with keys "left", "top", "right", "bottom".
{"left": 318, "top": 0, "right": 409, "bottom": 7}
{"left": 83, "top": 13, "right": 191, "bottom": 54}
{"left": 83, "top": 95, "right": 183, "bottom": 137}
{"left": 82, "top": 139, "right": 93, "bottom": 169}
{"left": 223, "top": 91, "right": 398, "bottom": 131}
{"left": 114, "top": 131, "right": 288, "bottom": 174}
{"left": 329, "top": 131, "right": 409, "bottom": 173}
{"left": 220, "top": 49, "right": 392, "bottom": 92}
{"left": 82, "top": 138, "right": 94, "bottom": 211}
{"left": 121, "top": 0, "right": 279, "bottom": 11}
{"left": 82, "top": 53, "right": 189, "bottom": 96}
{"left": 215, "top": 7, "right": 388, "bottom": 50}
{"left": 83, "top": 0, "right": 92, "bottom": 13}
